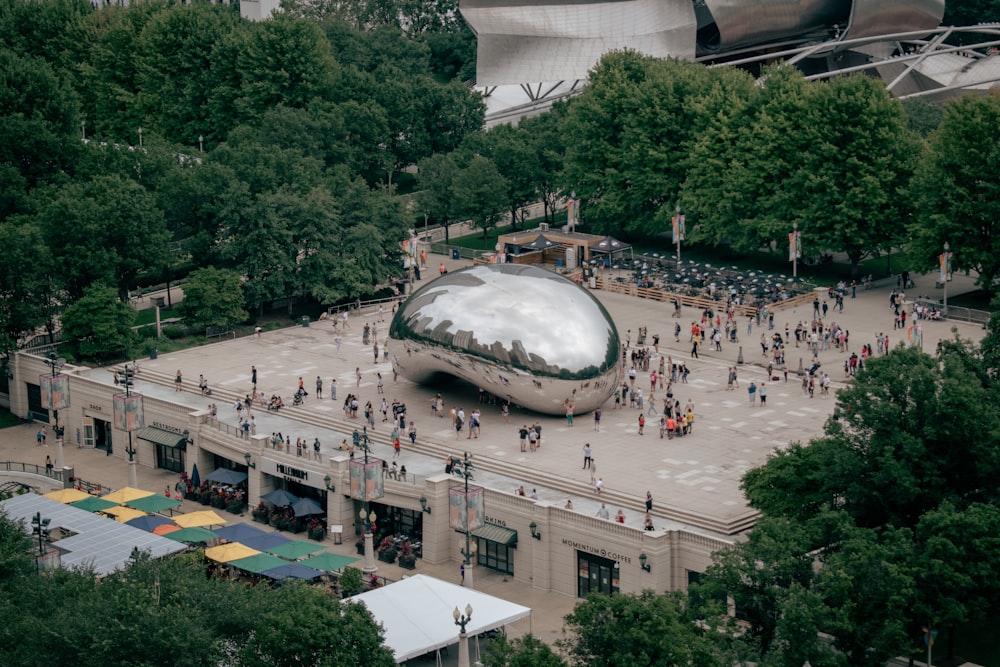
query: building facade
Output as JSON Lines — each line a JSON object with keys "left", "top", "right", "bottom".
{"left": 7, "top": 351, "right": 733, "bottom": 598}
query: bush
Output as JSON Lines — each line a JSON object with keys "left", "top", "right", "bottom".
{"left": 162, "top": 325, "right": 185, "bottom": 339}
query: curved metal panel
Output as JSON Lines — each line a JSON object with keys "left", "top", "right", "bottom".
{"left": 841, "top": 0, "right": 944, "bottom": 41}
{"left": 388, "top": 264, "right": 621, "bottom": 414}
{"left": 462, "top": 0, "right": 696, "bottom": 85}
{"left": 700, "top": 0, "right": 848, "bottom": 50}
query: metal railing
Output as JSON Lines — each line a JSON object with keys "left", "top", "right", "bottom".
{"left": 0, "top": 461, "right": 64, "bottom": 483}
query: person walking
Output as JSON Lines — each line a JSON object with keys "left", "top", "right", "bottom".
{"left": 582, "top": 443, "right": 592, "bottom": 469}
{"left": 251, "top": 365, "right": 257, "bottom": 390}
{"left": 594, "top": 477, "right": 604, "bottom": 495}
{"left": 748, "top": 382, "right": 757, "bottom": 407}
{"left": 637, "top": 413, "right": 645, "bottom": 435}
{"left": 759, "top": 382, "right": 768, "bottom": 407}
{"left": 645, "top": 491, "right": 653, "bottom": 512}
{"left": 315, "top": 376, "right": 323, "bottom": 399}
{"left": 593, "top": 408, "right": 601, "bottom": 431}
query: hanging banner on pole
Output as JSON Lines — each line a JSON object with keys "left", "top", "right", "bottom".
{"left": 938, "top": 252, "right": 951, "bottom": 284}
{"left": 672, "top": 215, "right": 686, "bottom": 243}
{"left": 449, "top": 486, "right": 484, "bottom": 532}
{"left": 789, "top": 231, "right": 802, "bottom": 261}
{"left": 39, "top": 374, "right": 70, "bottom": 411}
{"left": 113, "top": 392, "right": 144, "bottom": 433}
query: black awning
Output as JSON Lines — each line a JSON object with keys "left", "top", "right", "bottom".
{"left": 471, "top": 524, "right": 517, "bottom": 547}
{"left": 136, "top": 426, "right": 187, "bottom": 449}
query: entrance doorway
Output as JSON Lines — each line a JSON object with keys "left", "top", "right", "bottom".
{"left": 577, "top": 551, "right": 620, "bottom": 597}
{"left": 84, "top": 417, "right": 113, "bottom": 454}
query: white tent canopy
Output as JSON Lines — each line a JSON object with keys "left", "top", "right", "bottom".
{"left": 350, "top": 574, "right": 531, "bottom": 663}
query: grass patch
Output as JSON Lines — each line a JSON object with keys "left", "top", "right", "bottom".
{"left": 134, "top": 307, "right": 180, "bottom": 327}
{"left": 0, "top": 411, "right": 27, "bottom": 429}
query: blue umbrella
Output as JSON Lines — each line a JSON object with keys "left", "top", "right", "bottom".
{"left": 190, "top": 463, "right": 200, "bottom": 489}
{"left": 261, "top": 489, "right": 299, "bottom": 507}
{"left": 205, "top": 468, "right": 248, "bottom": 485}
{"left": 291, "top": 497, "right": 324, "bottom": 517}
{"left": 125, "top": 515, "right": 177, "bottom": 532}
{"left": 213, "top": 523, "right": 270, "bottom": 542}
{"left": 241, "top": 532, "right": 292, "bottom": 551}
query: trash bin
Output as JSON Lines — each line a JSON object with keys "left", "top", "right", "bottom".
{"left": 556, "top": 258, "right": 564, "bottom": 268}
{"left": 301, "top": 316, "right": 310, "bottom": 327}
{"left": 451, "top": 248, "right": 460, "bottom": 260}
{"left": 152, "top": 296, "right": 165, "bottom": 308}
{"left": 149, "top": 347, "right": 158, "bottom": 360}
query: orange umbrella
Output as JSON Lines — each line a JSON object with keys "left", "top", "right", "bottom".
{"left": 153, "top": 524, "right": 181, "bottom": 536}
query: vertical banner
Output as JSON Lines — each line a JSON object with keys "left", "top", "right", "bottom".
{"left": 39, "top": 374, "right": 70, "bottom": 410}
{"left": 112, "top": 392, "right": 144, "bottom": 432}
{"left": 939, "top": 252, "right": 951, "bottom": 283}
{"left": 789, "top": 231, "right": 802, "bottom": 261}
{"left": 566, "top": 199, "right": 580, "bottom": 230}
{"left": 673, "top": 214, "right": 686, "bottom": 243}
{"left": 449, "top": 486, "right": 485, "bottom": 532}
{"left": 349, "top": 458, "right": 384, "bottom": 501}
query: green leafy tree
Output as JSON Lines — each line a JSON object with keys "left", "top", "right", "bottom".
{"left": 484, "top": 634, "right": 567, "bottom": 667}
{"left": 177, "top": 266, "right": 247, "bottom": 330}
{"left": 133, "top": 4, "right": 244, "bottom": 147}
{"left": 60, "top": 283, "right": 136, "bottom": 358}
{"left": 0, "top": 47, "right": 81, "bottom": 187}
{"left": 561, "top": 51, "right": 750, "bottom": 237}
{"left": 451, "top": 154, "right": 509, "bottom": 242}
{"left": 560, "top": 590, "right": 730, "bottom": 666}
{"left": 0, "top": 220, "right": 58, "bottom": 353}
{"left": 463, "top": 123, "right": 540, "bottom": 228}
{"left": 686, "top": 68, "right": 916, "bottom": 275}
{"left": 240, "top": 586, "right": 396, "bottom": 667}
{"left": 34, "top": 174, "right": 171, "bottom": 301}
{"left": 520, "top": 102, "right": 571, "bottom": 225}
{"left": 908, "top": 94, "right": 1000, "bottom": 296}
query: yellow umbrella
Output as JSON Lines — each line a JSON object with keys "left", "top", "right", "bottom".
{"left": 43, "top": 488, "right": 91, "bottom": 504}
{"left": 174, "top": 510, "right": 226, "bottom": 528}
{"left": 101, "top": 487, "right": 156, "bottom": 504}
{"left": 100, "top": 506, "right": 149, "bottom": 523}
{"left": 205, "top": 543, "right": 260, "bottom": 563}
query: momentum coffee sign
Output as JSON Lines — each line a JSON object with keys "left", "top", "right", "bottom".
{"left": 562, "top": 538, "right": 632, "bottom": 564}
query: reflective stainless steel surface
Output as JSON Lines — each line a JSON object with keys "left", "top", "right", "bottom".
{"left": 389, "top": 264, "right": 622, "bottom": 414}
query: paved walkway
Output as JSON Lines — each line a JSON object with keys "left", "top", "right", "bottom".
{"left": 2, "top": 254, "right": 985, "bottom": 657}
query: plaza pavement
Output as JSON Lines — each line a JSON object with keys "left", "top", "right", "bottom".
{"left": 0, "top": 252, "right": 985, "bottom": 659}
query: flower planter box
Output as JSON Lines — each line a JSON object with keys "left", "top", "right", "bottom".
{"left": 252, "top": 512, "right": 269, "bottom": 523}
{"left": 226, "top": 502, "right": 244, "bottom": 515}
{"left": 398, "top": 556, "right": 416, "bottom": 570}
{"left": 377, "top": 550, "right": 397, "bottom": 564}
{"left": 308, "top": 528, "right": 326, "bottom": 541}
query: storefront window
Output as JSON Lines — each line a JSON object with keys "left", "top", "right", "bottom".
{"left": 476, "top": 538, "right": 513, "bottom": 575}
{"left": 156, "top": 444, "right": 184, "bottom": 473}
{"left": 577, "top": 551, "right": 619, "bottom": 597}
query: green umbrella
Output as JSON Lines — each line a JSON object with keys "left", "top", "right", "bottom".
{"left": 299, "top": 552, "right": 360, "bottom": 572}
{"left": 265, "top": 540, "right": 325, "bottom": 560}
{"left": 126, "top": 494, "right": 182, "bottom": 514}
{"left": 229, "top": 553, "right": 288, "bottom": 574}
{"left": 164, "top": 526, "right": 218, "bottom": 544}
{"left": 70, "top": 496, "right": 118, "bottom": 513}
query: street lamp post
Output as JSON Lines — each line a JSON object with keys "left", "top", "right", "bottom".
{"left": 42, "top": 352, "right": 68, "bottom": 470}
{"left": 792, "top": 221, "right": 799, "bottom": 279}
{"left": 138, "top": 127, "right": 143, "bottom": 148}
{"left": 355, "top": 431, "right": 379, "bottom": 573}
{"left": 943, "top": 241, "right": 950, "bottom": 317}
{"left": 31, "top": 511, "right": 50, "bottom": 573}
{"left": 114, "top": 365, "right": 141, "bottom": 488}
{"left": 453, "top": 452, "right": 477, "bottom": 589}
{"left": 198, "top": 135, "right": 204, "bottom": 153}
{"left": 453, "top": 604, "right": 473, "bottom": 667}
{"left": 673, "top": 204, "right": 683, "bottom": 266}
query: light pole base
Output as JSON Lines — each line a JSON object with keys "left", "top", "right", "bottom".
{"left": 362, "top": 532, "right": 378, "bottom": 573}
{"left": 55, "top": 435, "right": 65, "bottom": 470}
{"left": 128, "top": 459, "right": 138, "bottom": 489}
